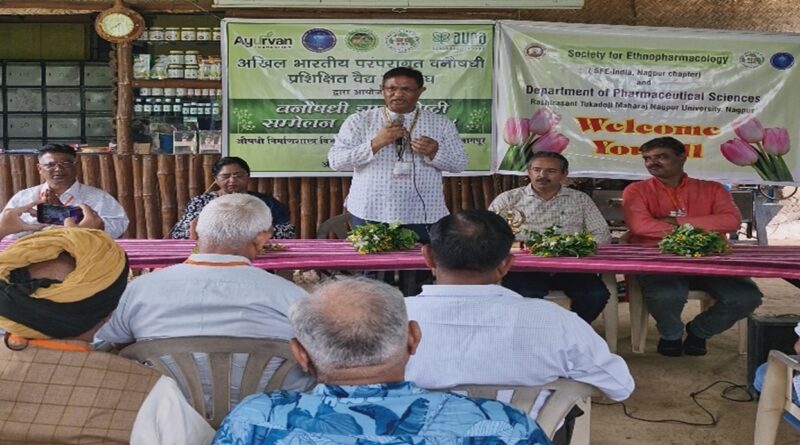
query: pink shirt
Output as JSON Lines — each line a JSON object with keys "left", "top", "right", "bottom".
{"left": 622, "top": 175, "right": 741, "bottom": 245}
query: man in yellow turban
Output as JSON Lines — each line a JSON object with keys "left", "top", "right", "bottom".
{"left": 0, "top": 219, "right": 213, "bottom": 444}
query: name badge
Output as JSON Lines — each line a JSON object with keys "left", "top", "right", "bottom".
{"left": 392, "top": 161, "right": 412, "bottom": 177}
{"left": 669, "top": 209, "right": 687, "bottom": 217}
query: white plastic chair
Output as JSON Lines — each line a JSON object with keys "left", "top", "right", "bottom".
{"left": 627, "top": 277, "right": 747, "bottom": 354}
{"left": 754, "top": 350, "right": 800, "bottom": 444}
{"left": 120, "top": 336, "right": 303, "bottom": 428}
{"left": 545, "top": 273, "right": 619, "bottom": 353}
{"left": 449, "top": 379, "right": 600, "bottom": 445}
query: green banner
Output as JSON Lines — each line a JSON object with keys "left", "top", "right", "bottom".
{"left": 224, "top": 20, "right": 494, "bottom": 176}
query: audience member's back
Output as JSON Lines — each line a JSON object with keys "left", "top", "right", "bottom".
{"left": 213, "top": 277, "right": 553, "bottom": 445}
{"left": 97, "top": 193, "right": 307, "bottom": 344}
{"left": 404, "top": 210, "right": 634, "bottom": 413}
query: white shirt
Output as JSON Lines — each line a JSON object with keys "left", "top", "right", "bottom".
{"left": 328, "top": 106, "right": 467, "bottom": 224}
{"left": 98, "top": 253, "right": 307, "bottom": 343}
{"left": 405, "top": 284, "right": 634, "bottom": 417}
{"left": 132, "top": 376, "right": 215, "bottom": 445}
{"left": 5, "top": 181, "right": 129, "bottom": 239}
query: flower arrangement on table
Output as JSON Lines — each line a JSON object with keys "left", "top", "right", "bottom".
{"left": 720, "top": 115, "right": 794, "bottom": 182}
{"left": 499, "top": 108, "right": 570, "bottom": 171}
{"left": 524, "top": 225, "right": 597, "bottom": 258}
{"left": 658, "top": 224, "right": 729, "bottom": 257}
{"left": 346, "top": 222, "right": 419, "bottom": 254}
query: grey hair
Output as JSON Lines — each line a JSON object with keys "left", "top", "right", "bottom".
{"left": 195, "top": 193, "right": 272, "bottom": 249}
{"left": 289, "top": 277, "right": 408, "bottom": 374}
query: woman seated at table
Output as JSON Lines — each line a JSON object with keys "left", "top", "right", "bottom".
{"left": 171, "top": 157, "right": 295, "bottom": 239}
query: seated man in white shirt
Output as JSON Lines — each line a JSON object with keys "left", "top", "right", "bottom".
{"left": 97, "top": 193, "right": 311, "bottom": 391}
{"left": 405, "top": 209, "right": 634, "bottom": 444}
{"left": 3, "top": 144, "right": 129, "bottom": 239}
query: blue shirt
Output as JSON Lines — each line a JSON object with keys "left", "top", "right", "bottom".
{"left": 213, "top": 381, "right": 552, "bottom": 445}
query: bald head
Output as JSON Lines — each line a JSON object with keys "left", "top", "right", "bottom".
{"left": 289, "top": 277, "right": 409, "bottom": 376}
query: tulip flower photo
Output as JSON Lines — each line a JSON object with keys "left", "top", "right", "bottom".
{"left": 499, "top": 108, "right": 570, "bottom": 171}
{"left": 719, "top": 115, "right": 794, "bottom": 182}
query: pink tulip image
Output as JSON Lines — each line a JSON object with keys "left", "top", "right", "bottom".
{"left": 720, "top": 139, "right": 759, "bottom": 166}
{"left": 733, "top": 115, "right": 765, "bottom": 143}
{"left": 530, "top": 108, "right": 560, "bottom": 135}
{"left": 503, "top": 117, "right": 530, "bottom": 146}
{"left": 762, "top": 127, "right": 790, "bottom": 156}
{"left": 531, "top": 131, "right": 569, "bottom": 153}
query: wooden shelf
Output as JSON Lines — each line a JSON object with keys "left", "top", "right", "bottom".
{"left": 132, "top": 79, "right": 221, "bottom": 89}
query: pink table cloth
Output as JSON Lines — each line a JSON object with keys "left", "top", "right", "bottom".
{"left": 2, "top": 239, "right": 799, "bottom": 279}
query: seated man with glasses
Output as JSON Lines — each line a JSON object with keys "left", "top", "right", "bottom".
{"left": 3, "top": 144, "right": 129, "bottom": 239}
{"left": 488, "top": 151, "right": 612, "bottom": 323}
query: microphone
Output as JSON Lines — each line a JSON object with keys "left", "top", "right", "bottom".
{"left": 391, "top": 115, "right": 405, "bottom": 150}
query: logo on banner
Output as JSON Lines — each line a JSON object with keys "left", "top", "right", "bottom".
{"left": 739, "top": 51, "right": 765, "bottom": 68}
{"left": 770, "top": 52, "right": 795, "bottom": 70}
{"left": 525, "top": 43, "right": 545, "bottom": 59}
{"left": 385, "top": 29, "right": 420, "bottom": 53}
{"left": 302, "top": 28, "right": 337, "bottom": 53}
{"left": 431, "top": 31, "right": 487, "bottom": 51}
{"left": 255, "top": 32, "right": 293, "bottom": 49}
{"left": 346, "top": 29, "right": 378, "bottom": 52}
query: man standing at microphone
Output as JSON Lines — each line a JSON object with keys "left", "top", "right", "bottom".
{"left": 328, "top": 67, "right": 467, "bottom": 243}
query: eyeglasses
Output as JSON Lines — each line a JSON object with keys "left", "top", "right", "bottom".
{"left": 217, "top": 172, "right": 248, "bottom": 180}
{"left": 382, "top": 86, "right": 419, "bottom": 94}
{"left": 39, "top": 161, "right": 76, "bottom": 170}
{"left": 528, "top": 167, "right": 562, "bottom": 175}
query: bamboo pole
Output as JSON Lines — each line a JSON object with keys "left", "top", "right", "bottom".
{"left": 460, "top": 177, "right": 471, "bottom": 210}
{"left": 10, "top": 156, "right": 26, "bottom": 193}
{"left": 157, "top": 155, "right": 176, "bottom": 238}
{"left": 99, "top": 154, "right": 117, "bottom": 197}
{"left": 113, "top": 154, "right": 135, "bottom": 238}
{"left": 300, "top": 178, "right": 314, "bottom": 239}
{"left": 201, "top": 154, "right": 218, "bottom": 191}
{"left": 80, "top": 155, "right": 100, "bottom": 189}
{"left": 116, "top": 42, "right": 133, "bottom": 154}
{"left": 187, "top": 155, "right": 203, "bottom": 199}
{"left": 470, "top": 177, "right": 483, "bottom": 209}
{"left": 482, "top": 176, "right": 495, "bottom": 208}
{"left": 142, "top": 155, "right": 161, "bottom": 239}
{"left": 288, "top": 178, "right": 301, "bottom": 233}
{"left": 274, "top": 178, "right": 289, "bottom": 214}
{"left": 23, "top": 156, "right": 38, "bottom": 189}
{"left": 0, "top": 156, "right": 11, "bottom": 207}
{"left": 131, "top": 155, "right": 146, "bottom": 238}
{"left": 316, "top": 177, "right": 329, "bottom": 230}
{"left": 174, "top": 154, "right": 190, "bottom": 216}
{"left": 329, "top": 177, "right": 342, "bottom": 218}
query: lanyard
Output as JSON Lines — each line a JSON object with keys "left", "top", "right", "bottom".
{"left": 184, "top": 258, "right": 250, "bottom": 267}
{"left": 5, "top": 334, "right": 93, "bottom": 352}
{"left": 383, "top": 107, "right": 420, "bottom": 160}
{"left": 655, "top": 178, "right": 687, "bottom": 216}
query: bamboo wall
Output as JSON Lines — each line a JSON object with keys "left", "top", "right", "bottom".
{"left": 0, "top": 154, "right": 526, "bottom": 238}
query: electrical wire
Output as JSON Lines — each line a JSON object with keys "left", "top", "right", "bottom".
{"left": 593, "top": 380, "right": 754, "bottom": 427}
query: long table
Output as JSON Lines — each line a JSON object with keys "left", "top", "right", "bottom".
{"left": 3, "top": 239, "right": 796, "bottom": 279}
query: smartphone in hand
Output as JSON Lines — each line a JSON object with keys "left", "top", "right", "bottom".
{"left": 37, "top": 204, "right": 84, "bottom": 225}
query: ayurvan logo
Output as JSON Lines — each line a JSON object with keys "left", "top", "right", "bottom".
{"left": 302, "top": 28, "right": 337, "bottom": 53}
{"left": 256, "top": 32, "right": 293, "bottom": 49}
{"left": 346, "top": 29, "right": 378, "bottom": 52}
{"left": 385, "top": 29, "right": 420, "bottom": 54}
{"left": 739, "top": 51, "right": 765, "bottom": 69}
